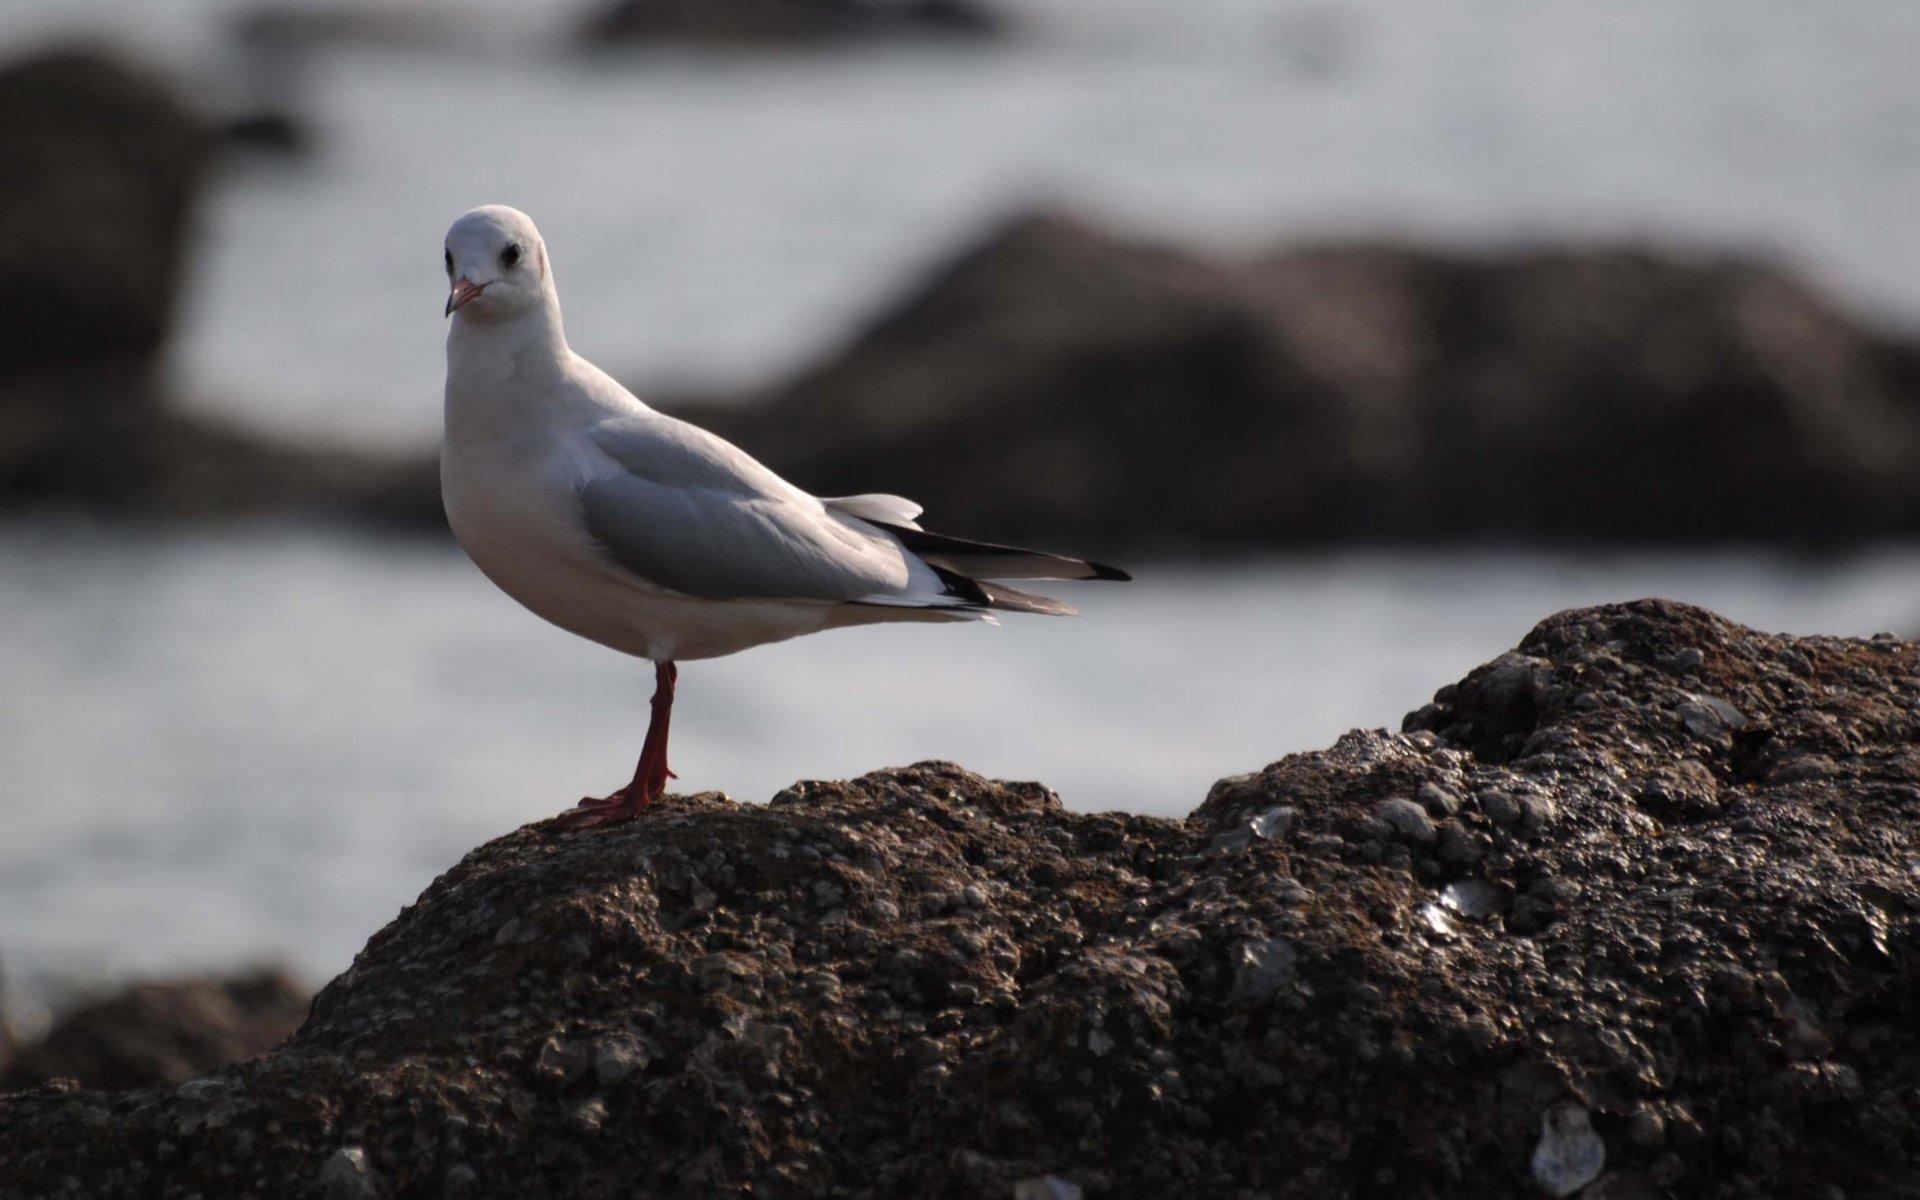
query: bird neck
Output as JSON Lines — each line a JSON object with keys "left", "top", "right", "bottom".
{"left": 444, "top": 293, "right": 575, "bottom": 440}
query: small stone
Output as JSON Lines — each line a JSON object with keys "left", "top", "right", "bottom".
{"left": 535, "top": 1037, "right": 588, "bottom": 1083}
{"left": 1666, "top": 647, "right": 1705, "bottom": 670}
{"left": 869, "top": 898, "right": 900, "bottom": 922}
{"left": 568, "top": 1098, "right": 607, "bottom": 1135}
{"left": 1772, "top": 756, "right": 1833, "bottom": 784}
{"left": 1627, "top": 1106, "right": 1666, "bottom": 1148}
{"left": 1436, "top": 821, "right": 1484, "bottom": 867}
{"left": 592, "top": 1034, "right": 651, "bottom": 1086}
{"left": 1531, "top": 1104, "right": 1605, "bottom": 1198}
{"left": 1374, "top": 798, "right": 1437, "bottom": 845}
{"left": 318, "top": 1146, "right": 377, "bottom": 1200}
{"left": 1228, "top": 938, "right": 1297, "bottom": 1005}
{"left": 1676, "top": 700, "right": 1732, "bottom": 745}
{"left": 1440, "top": 879, "right": 1501, "bottom": 919}
{"left": 961, "top": 884, "right": 989, "bottom": 909}
{"left": 1478, "top": 789, "right": 1522, "bottom": 825}
{"left": 1419, "top": 903, "right": 1461, "bottom": 937}
{"left": 695, "top": 953, "right": 744, "bottom": 992}
{"left": 445, "top": 1163, "right": 479, "bottom": 1193}
{"left": 1251, "top": 806, "right": 1295, "bottom": 839}
{"left": 1013, "top": 1177, "right": 1083, "bottom": 1200}
{"left": 1208, "top": 825, "right": 1254, "bottom": 854}
{"left": 1520, "top": 794, "right": 1557, "bottom": 829}
{"left": 1415, "top": 782, "right": 1462, "bottom": 816}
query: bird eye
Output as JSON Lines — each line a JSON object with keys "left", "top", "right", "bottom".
{"left": 501, "top": 243, "right": 522, "bottom": 269}
{"left": 444, "top": 248, "right": 453, "bottom": 274}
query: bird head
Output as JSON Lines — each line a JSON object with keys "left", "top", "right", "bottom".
{"left": 443, "top": 205, "right": 551, "bottom": 322}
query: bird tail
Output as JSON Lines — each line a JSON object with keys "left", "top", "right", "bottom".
{"left": 871, "top": 521, "right": 1131, "bottom": 584}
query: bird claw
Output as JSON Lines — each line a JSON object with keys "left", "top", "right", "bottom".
{"left": 558, "top": 791, "right": 642, "bottom": 830}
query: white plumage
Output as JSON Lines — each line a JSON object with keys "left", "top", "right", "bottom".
{"left": 438, "top": 205, "right": 1125, "bottom": 824}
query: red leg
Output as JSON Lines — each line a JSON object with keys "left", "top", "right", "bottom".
{"left": 562, "top": 661, "right": 678, "bottom": 829}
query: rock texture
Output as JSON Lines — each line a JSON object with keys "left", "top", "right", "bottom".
{"left": 5, "top": 599, "right": 1917, "bottom": 1197}
{"left": 673, "top": 210, "right": 1920, "bottom": 550}
{"left": 0, "top": 970, "right": 308, "bottom": 1092}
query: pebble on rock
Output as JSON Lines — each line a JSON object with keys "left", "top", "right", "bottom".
{"left": 1531, "top": 1104, "right": 1606, "bottom": 1198}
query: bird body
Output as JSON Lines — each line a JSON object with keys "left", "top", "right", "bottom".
{"left": 439, "top": 205, "right": 1125, "bottom": 824}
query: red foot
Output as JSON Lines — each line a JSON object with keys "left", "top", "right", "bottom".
{"left": 558, "top": 790, "right": 644, "bottom": 829}
{"left": 558, "top": 661, "right": 678, "bottom": 833}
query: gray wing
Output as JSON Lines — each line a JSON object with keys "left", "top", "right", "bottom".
{"left": 577, "top": 415, "right": 916, "bottom": 603}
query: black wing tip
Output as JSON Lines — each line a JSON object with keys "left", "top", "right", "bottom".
{"left": 1086, "top": 561, "right": 1132, "bottom": 582}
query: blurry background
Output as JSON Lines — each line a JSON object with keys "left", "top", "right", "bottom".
{"left": 4, "top": 0, "right": 1920, "bottom": 1068}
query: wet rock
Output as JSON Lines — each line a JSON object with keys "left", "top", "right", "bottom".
{"left": 667, "top": 210, "right": 1920, "bottom": 549}
{"left": 5, "top": 601, "right": 1920, "bottom": 1198}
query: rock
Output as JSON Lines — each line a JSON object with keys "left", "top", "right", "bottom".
{"left": 1250, "top": 805, "right": 1295, "bottom": 838}
{"left": 1227, "top": 938, "right": 1297, "bottom": 1006}
{"left": 0, "top": 49, "right": 442, "bottom": 529}
{"left": 1374, "top": 797, "right": 1438, "bottom": 844}
{"left": 0, "top": 49, "right": 206, "bottom": 500}
{"left": 317, "top": 1145, "right": 376, "bottom": 1200}
{"left": 1532, "top": 1104, "right": 1606, "bottom": 1198}
{"left": 1012, "top": 1177, "right": 1083, "bottom": 1200}
{"left": 5, "top": 600, "right": 1920, "bottom": 1197}
{"left": 670, "top": 209, "right": 1920, "bottom": 550}
{"left": 0, "top": 968, "right": 307, "bottom": 1091}
{"left": 580, "top": 0, "right": 1004, "bottom": 47}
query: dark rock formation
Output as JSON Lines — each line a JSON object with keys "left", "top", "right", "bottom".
{"left": 0, "top": 48, "right": 442, "bottom": 529}
{"left": 0, "top": 48, "right": 208, "bottom": 502}
{"left": 672, "top": 211, "right": 1920, "bottom": 551}
{"left": 1, "top": 970, "right": 308, "bottom": 1093}
{"left": 4, "top": 599, "right": 1917, "bottom": 1197}
{"left": 581, "top": 0, "right": 1003, "bottom": 48}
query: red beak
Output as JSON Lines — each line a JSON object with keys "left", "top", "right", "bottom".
{"left": 445, "top": 277, "right": 486, "bottom": 317}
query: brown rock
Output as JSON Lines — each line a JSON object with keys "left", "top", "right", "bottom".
{"left": 670, "top": 210, "right": 1920, "bottom": 549}
{"left": 3, "top": 600, "right": 1918, "bottom": 1196}
{"left": 1, "top": 969, "right": 307, "bottom": 1092}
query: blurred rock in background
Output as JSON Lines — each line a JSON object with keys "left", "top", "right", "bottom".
{"left": 581, "top": 0, "right": 1004, "bottom": 48}
{"left": 0, "top": 48, "right": 440, "bottom": 528}
{"left": 672, "top": 210, "right": 1920, "bottom": 551}
{"left": 0, "top": 968, "right": 307, "bottom": 1091}
{"left": 0, "top": 49, "right": 207, "bottom": 506}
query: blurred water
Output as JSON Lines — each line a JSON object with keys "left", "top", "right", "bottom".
{"left": 4, "top": 522, "right": 1920, "bottom": 1008}
{"left": 6, "top": 1, "right": 1920, "bottom": 447}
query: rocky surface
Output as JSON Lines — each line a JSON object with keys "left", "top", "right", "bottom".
{"left": 0, "top": 970, "right": 308, "bottom": 1093}
{"left": 0, "top": 48, "right": 442, "bottom": 528}
{"left": 4, "top": 599, "right": 1917, "bottom": 1197}
{"left": 673, "top": 210, "right": 1920, "bottom": 550}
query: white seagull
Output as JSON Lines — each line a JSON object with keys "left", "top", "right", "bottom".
{"left": 440, "top": 205, "right": 1129, "bottom": 827}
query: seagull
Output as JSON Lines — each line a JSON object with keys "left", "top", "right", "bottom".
{"left": 440, "top": 205, "right": 1129, "bottom": 827}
